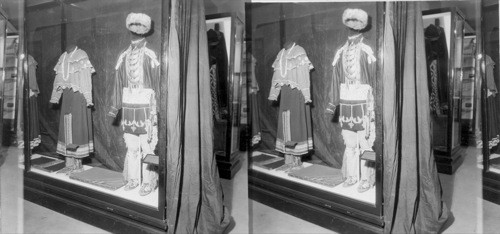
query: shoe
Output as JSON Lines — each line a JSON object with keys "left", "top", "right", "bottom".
{"left": 123, "top": 180, "right": 139, "bottom": 191}
{"left": 139, "top": 183, "right": 154, "bottom": 196}
{"left": 357, "top": 180, "right": 371, "bottom": 193}
{"left": 343, "top": 177, "right": 357, "bottom": 187}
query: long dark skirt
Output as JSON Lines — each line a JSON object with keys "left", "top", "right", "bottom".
{"left": 487, "top": 95, "right": 500, "bottom": 149}
{"left": 251, "top": 92, "right": 261, "bottom": 145}
{"left": 29, "top": 95, "right": 41, "bottom": 149}
{"left": 56, "top": 88, "right": 94, "bottom": 158}
{"left": 275, "top": 85, "right": 313, "bottom": 155}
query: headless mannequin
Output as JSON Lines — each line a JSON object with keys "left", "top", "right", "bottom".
{"left": 66, "top": 44, "right": 77, "bottom": 54}
{"left": 276, "top": 39, "right": 304, "bottom": 172}
{"left": 58, "top": 43, "right": 84, "bottom": 174}
{"left": 130, "top": 31, "right": 144, "bottom": 42}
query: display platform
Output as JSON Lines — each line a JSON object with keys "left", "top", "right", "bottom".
{"left": 251, "top": 152, "right": 376, "bottom": 204}
{"left": 23, "top": 154, "right": 158, "bottom": 207}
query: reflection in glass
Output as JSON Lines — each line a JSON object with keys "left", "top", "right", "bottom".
{"left": 206, "top": 14, "right": 245, "bottom": 179}
{"left": 25, "top": 0, "right": 162, "bottom": 208}
{"left": 422, "top": 8, "right": 467, "bottom": 174}
{"left": 249, "top": 3, "right": 381, "bottom": 205}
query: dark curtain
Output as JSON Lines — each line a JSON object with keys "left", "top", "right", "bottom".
{"left": 166, "top": 0, "right": 230, "bottom": 233}
{"left": 383, "top": 2, "right": 449, "bottom": 233}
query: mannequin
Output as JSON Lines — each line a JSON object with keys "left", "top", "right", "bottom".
{"left": 51, "top": 43, "right": 95, "bottom": 174}
{"left": 109, "top": 12, "right": 159, "bottom": 196}
{"left": 269, "top": 38, "right": 314, "bottom": 172}
{"left": 327, "top": 8, "right": 376, "bottom": 193}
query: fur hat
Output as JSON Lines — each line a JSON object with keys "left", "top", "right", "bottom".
{"left": 342, "top": 8, "right": 368, "bottom": 30}
{"left": 126, "top": 13, "right": 151, "bottom": 35}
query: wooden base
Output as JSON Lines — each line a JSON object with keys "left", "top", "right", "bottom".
{"left": 216, "top": 151, "right": 243, "bottom": 180}
{"left": 24, "top": 175, "right": 167, "bottom": 233}
{"left": 249, "top": 168, "right": 384, "bottom": 233}
{"left": 484, "top": 176, "right": 500, "bottom": 205}
{"left": 434, "top": 147, "right": 465, "bottom": 174}
{"left": 249, "top": 184, "right": 383, "bottom": 233}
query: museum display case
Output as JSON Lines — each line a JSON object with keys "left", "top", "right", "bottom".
{"left": 0, "top": 8, "right": 20, "bottom": 147}
{"left": 422, "top": 7, "right": 473, "bottom": 174}
{"left": 460, "top": 35, "right": 479, "bottom": 146}
{"left": 481, "top": 0, "right": 500, "bottom": 205}
{"left": 0, "top": 13, "right": 7, "bottom": 146}
{"left": 247, "top": 2, "right": 385, "bottom": 232}
{"left": 206, "top": 13, "right": 246, "bottom": 179}
{"left": 22, "top": 0, "right": 170, "bottom": 232}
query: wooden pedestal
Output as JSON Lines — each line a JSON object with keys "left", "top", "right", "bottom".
{"left": 434, "top": 146, "right": 465, "bottom": 174}
{"left": 249, "top": 170, "right": 384, "bottom": 233}
{"left": 216, "top": 151, "right": 243, "bottom": 180}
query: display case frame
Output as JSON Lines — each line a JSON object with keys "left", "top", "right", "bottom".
{"left": 21, "top": 1, "right": 171, "bottom": 232}
{"left": 422, "top": 7, "right": 470, "bottom": 174}
{"left": 206, "top": 13, "right": 245, "bottom": 179}
{"left": 246, "top": 2, "right": 385, "bottom": 233}
{"left": 481, "top": 1, "right": 500, "bottom": 206}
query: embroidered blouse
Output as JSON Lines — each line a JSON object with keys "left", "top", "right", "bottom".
{"left": 50, "top": 47, "right": 95, "bottom": 106}
{"left": 268, "top": 44, "right": 314, "bottom": 103}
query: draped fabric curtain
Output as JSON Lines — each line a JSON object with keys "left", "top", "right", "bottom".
{"left": 383, "top": 2, "right": 449, "bottom": 233}
{"left": 166, "top": 0, "right": 230, "bottom": 233}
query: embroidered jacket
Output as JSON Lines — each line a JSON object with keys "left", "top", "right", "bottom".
{"left": 50, "top": 47, "right": 95, "bottom": 106}
{"left": 108, "top": 39, "right": 160, "bottom": 118}
{"left": 326, "top": 35, "right": 376, "bottom": 115}
{"left": 268, "top": 44, "right": 313, "bottom": 103}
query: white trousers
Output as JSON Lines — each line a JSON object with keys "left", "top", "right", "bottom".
{"left": 341, "top": 129, "right": 375, "bottom": 183}
{"left": 123, "top": 133, "right": 158, "bottom": 186}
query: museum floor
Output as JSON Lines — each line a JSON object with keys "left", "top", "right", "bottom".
{"left": 1, "top": 147, "right": 500, "bottom": 233}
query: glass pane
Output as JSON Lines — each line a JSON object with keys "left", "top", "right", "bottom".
{"left": 483, "top": 1, "right": 500, "bottom": 174}
{"left": 0, "top": 19, "right": 6, "bottom": 146}
{"left": 451, "top": 18, "right": 464, "bottom": 149}
{"left": 207, "top": 16, "right": 232, "bottom": 157}
{"left": 25, "top": 0, "right": 162, "bottom": 208}
{"left": 423, "top": 12, "right": 452, "bottom": 152}
{"left": 249, "top": 2, "right": 381, "bottom": 205}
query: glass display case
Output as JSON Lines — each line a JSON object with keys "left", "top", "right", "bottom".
{"left": 460, "top": 35, "right": 478, "bottom": 146}
{"left": 22, "top": 0, "right": 170, "bottom": 232}
{"left": 206, "top": 13, "right": 245, "bottom": 179}
{"left": 247, "top": 2, "right": 384, "bottom": 232}
{"left": 481, "top": 0, "right": 500, "bottom": 205}
{"left": 1, "top": 11, "right": 19, "bottom": 147}
{"left": 422, "top": 7, "right": 471, "bottom": 174}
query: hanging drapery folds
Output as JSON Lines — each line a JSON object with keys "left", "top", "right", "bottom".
{"left": 326, "top": 8, "right": 376, "bottom": 193}
{"left": 383, "top": 2, "right": 449, "bottom": 233}
{"left": 166, "top": 0, "right": 230, "bottom": 233}
{"left": 50, "top": 46, "right": 95, "bottom": 175}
